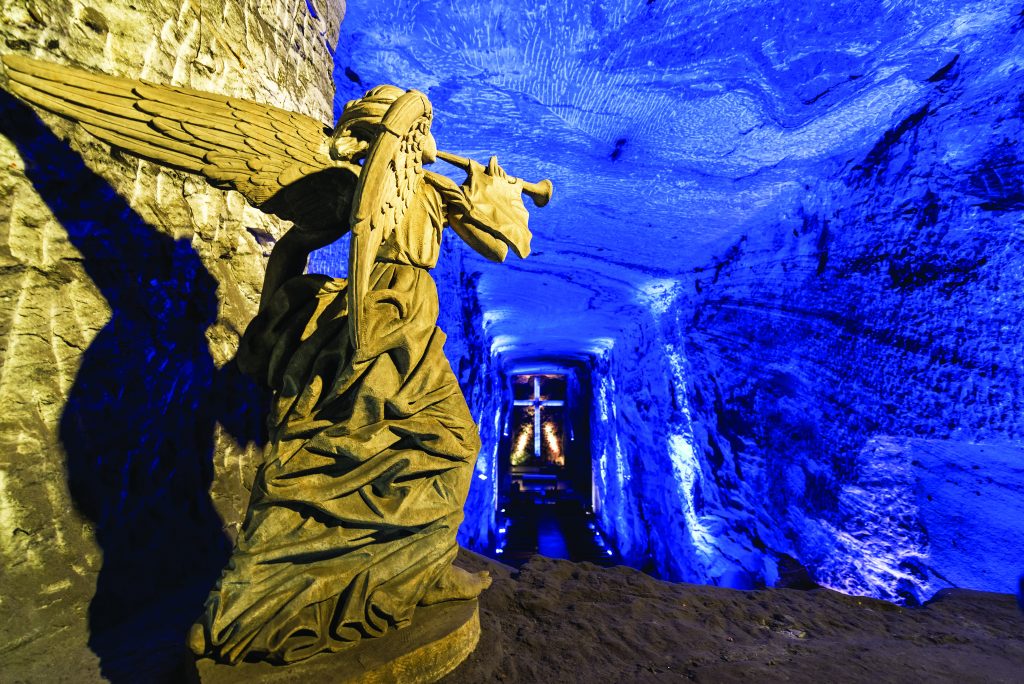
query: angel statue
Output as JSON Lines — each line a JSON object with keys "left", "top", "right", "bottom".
{"left": 2, "top": 55, "right": 551, "bottom": 666}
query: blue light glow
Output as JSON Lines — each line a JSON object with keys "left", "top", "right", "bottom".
{"left": 333, "top": 0, "right": 1024, "bottom": 601}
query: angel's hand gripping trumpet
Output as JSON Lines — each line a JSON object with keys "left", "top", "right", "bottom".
{"left": 435, "top": 150, "right": 553, "bottom": 207}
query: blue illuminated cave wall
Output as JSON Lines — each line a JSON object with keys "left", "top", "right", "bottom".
{"left": 333, "top": 0, "right": 1024, "bottom": 602}
{"left": 582, "top": 13, "right": 1024, "bottom": 600}
{"left": 588, "top": 302, "right": 786, "bottom": 588}
{"left": 678, "top": 22, "right": 1024, "bottom": 601}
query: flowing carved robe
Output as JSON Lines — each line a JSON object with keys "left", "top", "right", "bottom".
{"left": 194, "top": 184, "right": 480, "bottom": 664}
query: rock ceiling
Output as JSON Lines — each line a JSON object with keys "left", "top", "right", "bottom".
{"left": 326, "top": 0, "right": 1012, "bottom": 365}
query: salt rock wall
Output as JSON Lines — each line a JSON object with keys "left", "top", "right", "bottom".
{"left": 576, "top": 12, "right": 1024, "bottom": 601}
{"left": 678, "top": 16, "right": 1024, "bottom": 602}
{"left": 589, "top": 314, "right": 672, "bottom": 574}
{"left": 0, "top": 1, "right": 342, "bottom": 680}
{"left": 588, "top": 306, "right": 781, "bottom": 589}
{"left": 816, "top": 436, "right": 1024, "bottom": 603}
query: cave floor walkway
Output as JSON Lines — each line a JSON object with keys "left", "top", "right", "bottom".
{"left": 498, "top": 498, "right": 619, "bottom": 568}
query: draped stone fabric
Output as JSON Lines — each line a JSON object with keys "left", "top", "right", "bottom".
{"left": 193, "top": 185, "right": 481, "bottom": 664}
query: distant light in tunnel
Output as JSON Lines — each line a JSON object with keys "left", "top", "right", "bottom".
{"left": 511, "top": 409, "right": 534, "bottom": 466}
{"left": 542, "top": 420, "right": 563, "bottom": 466}
{"left": 587, "top": 338, "right": 616, "bottom": 354}
{"left": 482, "top": 310, "right": 507, "bottom": 329}
{"left": 490, "top": 334, "right": 517, "bottom": 355}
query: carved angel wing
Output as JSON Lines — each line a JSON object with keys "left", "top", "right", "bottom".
{"left": 1, "top": 54, "right": 359, "bottom": 234}
{"left": 347, "top": 90, "right": 432, "bottom": 356}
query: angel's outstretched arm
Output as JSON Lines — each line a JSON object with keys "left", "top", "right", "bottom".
{"left": 427, "top": 172, "right": 508, "bottom": 262}
{"left": 425, "top": 156, "right": 532, "bottom": 262}
{"left": 449, "top": 214, "right": 510, "bottom": 263}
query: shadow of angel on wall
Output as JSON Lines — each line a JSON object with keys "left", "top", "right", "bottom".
{"left": 0, "top": 86, "right": 267, "bottom": 682}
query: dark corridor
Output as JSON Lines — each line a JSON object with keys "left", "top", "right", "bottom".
{"left": 494, "top": 371, "right": 618, "bottom": 567}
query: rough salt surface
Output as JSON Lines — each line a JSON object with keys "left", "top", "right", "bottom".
{"left": 0, "top": 0, "right": 343, "bottom": 680}
{"left": 1, "top": 2, "right": 1023, "bottom": 681}
{"left": 332, "top": 0, "right": 1024, "bottom": 601}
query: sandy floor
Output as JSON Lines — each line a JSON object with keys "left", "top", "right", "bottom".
{"left": 444, "top": 551, "right": 1024, "bottom": 683}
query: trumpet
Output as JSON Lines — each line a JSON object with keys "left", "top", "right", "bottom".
{"left": 436, "top": 151, "right": 553, "bottom": 207}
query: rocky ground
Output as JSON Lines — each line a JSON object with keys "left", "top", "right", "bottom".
{"left": 445, "top": 551, "right": 1024, "bottom": 683}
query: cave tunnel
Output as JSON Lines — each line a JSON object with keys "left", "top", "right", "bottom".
{"left": 489, "top": 363, "right": 621, "bottom": 567}
{"left": 313, "top": 0, "right": 1024, "bottom": 603}
{"left": 3, "top": 0, "right": 1024, "bottom": 680}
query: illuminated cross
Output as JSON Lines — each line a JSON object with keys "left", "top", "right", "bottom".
{"left": 513, "top": 376, "right": 564, "bottom": 461}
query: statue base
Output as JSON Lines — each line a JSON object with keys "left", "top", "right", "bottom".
{"left": 194, "top": 599, "right": 480, "bottom": 684}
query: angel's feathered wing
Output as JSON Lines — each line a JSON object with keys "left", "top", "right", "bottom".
{"left": 1, "top": 54, "right": 359, "bottom": 234}
{"left": 347, "top": 90, "right": 432, "bottom": 357}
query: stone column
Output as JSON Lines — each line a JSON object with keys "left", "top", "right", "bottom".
{"left": 0, "top": 0, "right": 343, "bottom": 679}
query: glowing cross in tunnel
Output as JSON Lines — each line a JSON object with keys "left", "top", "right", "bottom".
{"left": 514, "top": 376, "right": 565, "bottom": 461}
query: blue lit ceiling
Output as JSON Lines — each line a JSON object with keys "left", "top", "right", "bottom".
{"left": 331, "top": 0, "right": 1010, "bottom": 364}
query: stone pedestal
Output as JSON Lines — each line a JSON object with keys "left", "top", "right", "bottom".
{"left": 195, "top": 599, "right": 480, "bottom": 684}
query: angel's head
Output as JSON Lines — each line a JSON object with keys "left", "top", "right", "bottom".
{"left": 330, "top": 85, "right": 437, "bottom": 164}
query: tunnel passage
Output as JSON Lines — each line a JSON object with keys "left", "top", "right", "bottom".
{"left": 507, "top": 374, "right": 578, "bottom": 502}
{"left": 339, "top": 0, "right": 1024, "bottom": 604}
{"left": 487, "top": 365, "right": 619, "bottom": 567}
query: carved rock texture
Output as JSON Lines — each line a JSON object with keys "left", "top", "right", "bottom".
{"left": 591, "top": 10, "right": 1024, "bottom": 601}
{"left": 679, "top": 28, "right": 1024, "bottom": 600}
{"left": 337, "top": 0, "right": 1024, "bottom": 603}
{"left": 0, "top": 0, "right": 342, "bottom": 680}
